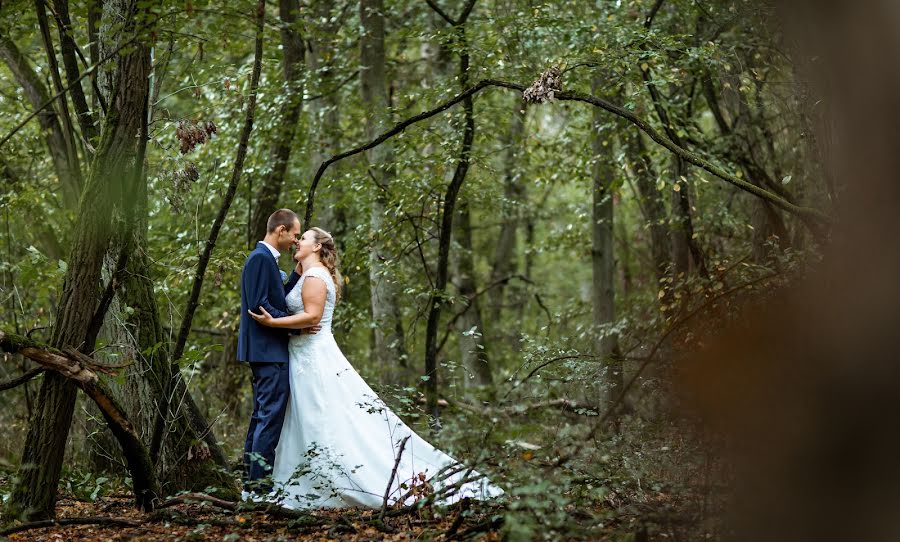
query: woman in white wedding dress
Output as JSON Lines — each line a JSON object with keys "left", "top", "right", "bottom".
{"left": 248, "top": 227, "right": 504, "bottom": 510}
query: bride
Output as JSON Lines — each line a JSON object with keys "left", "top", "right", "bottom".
{"left": 248, "top": 227, "right": 504, "bottom": 509}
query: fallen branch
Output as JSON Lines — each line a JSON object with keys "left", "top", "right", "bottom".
{"left": 157, "top": 492, "right": 238, "bottom": 511}
{"left": 0, "top": 516, "right": 143, "bottom": 537}
{"left": 156, "top": 492, "right": 321, "bottom": 520}
{"left": 0, "top": 330, "right": 160, "bottom": 510}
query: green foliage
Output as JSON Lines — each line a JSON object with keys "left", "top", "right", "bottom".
{"left": 0, "top": 0, "right": 827, "bottom": 538}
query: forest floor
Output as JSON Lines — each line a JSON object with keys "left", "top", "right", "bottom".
{"left": 0, "top": 473, "right": 715, "bottom": 541}
{"left": 0, "top": 419, "right": 723, "bottom": 540}
{"left": 0, "top": 492, "right": 504, "bottom": 541}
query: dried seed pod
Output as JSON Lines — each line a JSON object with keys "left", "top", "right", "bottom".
{"left": 523, "top": 66, "right": 563, "bottom": 104}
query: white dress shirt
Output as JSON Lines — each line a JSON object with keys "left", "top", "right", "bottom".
{"left": 260, "top": 241, "right": 280, "bottom": 259}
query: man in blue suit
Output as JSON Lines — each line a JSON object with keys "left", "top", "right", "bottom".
{"left": 238, "top": 208, "right": 310, "bottom": 498}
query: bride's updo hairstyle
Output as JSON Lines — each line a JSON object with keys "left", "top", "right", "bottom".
{"left": 310, "top": 226, "right": 342, "bottom": 303}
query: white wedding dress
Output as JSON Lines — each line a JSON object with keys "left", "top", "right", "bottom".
{"left": 271, "top": 266, "right": 504, "bottom": 509}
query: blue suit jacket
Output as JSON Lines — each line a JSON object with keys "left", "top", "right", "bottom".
{"left": 237, "top": 242, "right": 300, "bottom": 364}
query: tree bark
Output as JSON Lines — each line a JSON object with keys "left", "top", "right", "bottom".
{"left": 120, "top": 170, "right": 235, "bottom": 493}
{"left": 5, "top": 1, "right": 153, "bottom": 519}
{"left": 590, "top": 75, "right": 622, "bottom": 408}
{"left": 249, "top": 0, "right": 305, "bottom": 244}
{"left": 488, "top": 100, "right": 527, "bottom": 326}
{"left": 0, "top": 34, "right": 81, "bottom": 208}
{"left": 34, "top": 0, "right": 82, "bottom": 177}
{"left": 423, "top": 4, "right": 477, "bottom": 419}
{"left": 51, "top": 0, "right": 99, "bottom": 144}
{"left": 0, "top": 332, "right": 160, "bottom": 512}
{"left": 306, "top": 0, "right": 346, "bottom": 235}
{"left": 360, "top": 0, "right": 408, "bottom": 381}
{"left": 452, "top": 204, "right": 493, "bottom": 389}
{"left": 670, "top": 156, "right": 692, "bottom": 276}
{"left": 631, "top": 133, "right": 670, "bottom": 287}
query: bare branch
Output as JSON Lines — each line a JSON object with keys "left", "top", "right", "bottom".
{"left": 423, "top": 0, "right": 455, "bottom": 25}
{"left": 0, "top": 367, "right": 46, "bottom": 392}
{"left": 380, "top": 434, "right": 411, "bottom": 519}
{"left": 302, "top": 78, "right": 829, "bottom": 231}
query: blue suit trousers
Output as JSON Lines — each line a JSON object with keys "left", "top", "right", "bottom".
{"left": 243, "top": 362, "right": 290, "bottom": 492}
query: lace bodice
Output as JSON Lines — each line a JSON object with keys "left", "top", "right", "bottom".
{"left": 285, "top": 266, "right": 336, "bottom": 331}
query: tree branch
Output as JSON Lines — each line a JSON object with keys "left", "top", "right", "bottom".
{"left": 0, "top": 366, "right": 46, "bottom": 391}
{"left": 423, "top": 0, "right": 455, "bottom": 25}
{"left": 380, "top": 434, "right": 410, "bottom": 519}
{"left": 0, "top": 8, "right": 174, "bottom": 150}
{"left": 157, "top": 0, "right": 267, "bottom": 464}
{"left": 0, "top": 330, "right": 160, "bottom": 510}
{"left": 302, "top": 78, "right": 829, "bottom": 230}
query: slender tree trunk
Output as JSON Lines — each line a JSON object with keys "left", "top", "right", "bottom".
{"left": 488, "top": 100, "right": 527, "bottom": 325}
{"left": 452, "top": 203, "right": 493, "bottom": 389}
{"left": 590, "top": 76, "right": 622, "bottom": 408}
{"left": 0, "top": 35, "right": 81, "bottom": 208}
{"left": 154, "top": 0, "right": 267, "bottom": 480}
{"left": 360, "top": 0, "right": 408, "bottom": 381}
{"left": 670, "top": 156, "right": 692, "bottom": 276}
{"left": 5, "top": 0, "right": 153, "bottom": 520}
{"left": 307, "top": 0, "right": 346, "bottom": 234}
{"left": 51, "top": 0, "right": 99, "bottom": 144}
{"left": 631, "top": 133, "right": 670, "bottom": 287}
{"left": 249, "top": 0, "right": 304, "bottom": 243}
{"left": 34, "top": 0, "right": 82, "bottom": 177}
{"left": 423, "top": 11, "right": 476, "bottom": 420}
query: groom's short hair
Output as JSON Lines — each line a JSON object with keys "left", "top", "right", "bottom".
{"left": 267, "top": 209, "right": 299, "bottom": 233}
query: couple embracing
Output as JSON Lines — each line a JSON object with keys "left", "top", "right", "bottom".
{"left": 238, "top": 209, "right": 504, "bottom": 509}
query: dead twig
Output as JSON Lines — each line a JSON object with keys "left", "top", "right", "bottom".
{"left": 380, "top": 434, "right": 411, "bottom": 519}
{"left": 0, "top": 366, "right": 45, "bottom": 391}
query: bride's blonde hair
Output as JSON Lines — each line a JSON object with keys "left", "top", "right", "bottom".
{"left": 310, "top": 226, "right": 342, "bottom": 303}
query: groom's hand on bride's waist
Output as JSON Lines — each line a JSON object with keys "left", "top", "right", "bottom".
{"left": 300, "top": 325, "right": 321, "bottom": 335}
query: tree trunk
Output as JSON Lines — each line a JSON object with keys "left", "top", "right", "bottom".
{"left": 307, "top": 0, "right": 346, "bottom": 235}
{"left": 452, "top": 203, "right": 493, "bottom": 390}
{"left": 249, "top": 0, "right": 304, "bottom": 244}
{"left": 423, "top": 13, "right": 476, "bottom": 420}
{"left": 118, "top": 173, "right": 235, "bottom": 493}
{"left": 670, "top": 156, "right": 692, "bottom": 277}
{"left": 488, "top": 100, "right": 527, "bottom": 325}
{"left": 34, "top": 0, "right": 82, "bottom": 180}
{"left": 360, "top": 0, "right": 408, "bottom": 381}
{"left": 590, "top": 76, "right": 622, "bottom": 408}
{"left": 0, "top": 34, "right": 81, "bottom": 208}
{"left": 51, "top": 0, "right": 99, "bottom": 144}
{"left": 5, "top": 1, "right": 153, "bottom": 520}
{"left": 631, "top": 134, "right": 670, "bottom": 289}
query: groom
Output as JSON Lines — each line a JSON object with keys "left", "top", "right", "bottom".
{"left": 238, "top": 208, "right": 310, "bottom": 498}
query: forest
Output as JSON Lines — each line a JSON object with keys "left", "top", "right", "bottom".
{"left": 1, "top": 0, "right": 898, "bottom": 540}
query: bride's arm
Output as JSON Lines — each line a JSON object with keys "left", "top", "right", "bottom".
{"left": 248, "top": 276, "right": 327, "bottom": 329}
